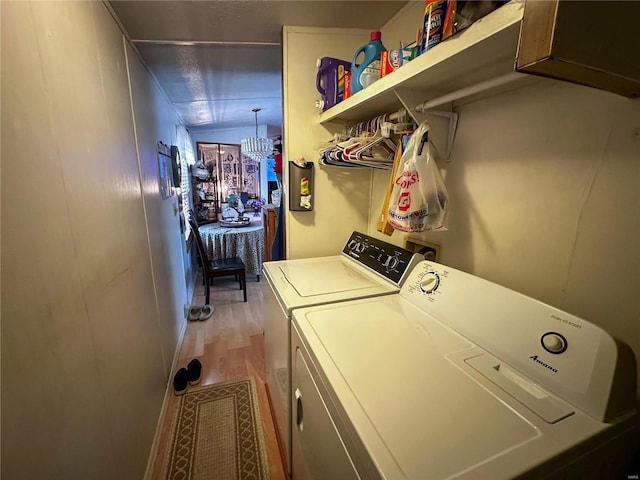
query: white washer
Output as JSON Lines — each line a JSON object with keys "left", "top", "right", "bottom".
{"left": 291, "top": 260, "right": 639, "bottom": 480}
{"left": 262, "top": 231, "right": 421, "bottom": 476}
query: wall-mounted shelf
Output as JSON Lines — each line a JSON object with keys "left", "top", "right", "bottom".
{"left": 319, "top": 0, "right": 639, "bottom": 131}
{"left": 318, "top": 0, "right": 525, "bottom": 126}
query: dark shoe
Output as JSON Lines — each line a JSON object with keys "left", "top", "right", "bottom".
{"left": 186, "top": 359, "right": 202, "bottom": 385}
{"left": 173, "top": 368, "right": 189, "bottom": 395}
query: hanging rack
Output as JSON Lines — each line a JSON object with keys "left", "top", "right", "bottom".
{"left": 344, "top": 108, "right": 414, "bottom": 138}
{"left": 407, "top": 72, "right": 521, "bottom": 159}
{"left": 414, "top": 72, "right": 521, "bottom": 113}
{"left": 332, "top": 71, "right": 523, "bottom": 163}
{"left": 340, "top": 105, "right": 455, "bottom": 161}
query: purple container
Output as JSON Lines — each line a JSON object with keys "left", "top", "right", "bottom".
{"left": 316, "top": 57, "right": 351, "bottom": 111}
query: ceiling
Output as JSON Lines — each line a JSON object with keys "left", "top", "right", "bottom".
{"left": 107, "top": 1, "right": 408, "bottom": 133}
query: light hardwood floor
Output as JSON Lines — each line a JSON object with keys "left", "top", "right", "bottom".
{"left": 150, "top": 274, "right": 287, "bottom": 480}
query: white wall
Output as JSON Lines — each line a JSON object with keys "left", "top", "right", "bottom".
{"left": 191, "top": 125, "right": 268, "bottom": 146}
{"left": 1, "top": 2, "right": 189, "bottom": 478}
{"left": 126, "top": 41, "right": 190, "bottom": 377}
{"left": 283, "top": 26, "right": 375, "bottom": 259}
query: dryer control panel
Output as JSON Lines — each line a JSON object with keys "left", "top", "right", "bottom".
{"left": 341, "top": 231, "right": 420, "bottom": 286}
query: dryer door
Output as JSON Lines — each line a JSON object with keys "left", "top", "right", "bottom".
{"left": 292, "top": 345, "right": 361, "bottom": 480}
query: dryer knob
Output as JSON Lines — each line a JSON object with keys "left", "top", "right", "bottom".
{"left": 541, "top": 332, "right": 568, "bottom": 354}
{"left": 419, "top": 272, "right": 440, "bottom": 294}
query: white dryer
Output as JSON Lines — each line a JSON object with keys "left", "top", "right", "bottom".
{"left": 262, "top": 231, "right": 421, "bottom": 476}
{"left": 291, "top": 260, "right": 638, "bottom": 480}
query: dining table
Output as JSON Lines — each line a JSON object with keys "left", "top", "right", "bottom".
{"left": 198, "top": 217, "right": 264, "bottom": 278}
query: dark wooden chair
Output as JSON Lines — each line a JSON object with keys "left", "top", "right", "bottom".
{"left": 188, "top": 211, "right": 247, "bottom": 304}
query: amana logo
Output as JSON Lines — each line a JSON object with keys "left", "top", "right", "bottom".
{"left": 529, "top": 355, "right": 558, "bottom": 373}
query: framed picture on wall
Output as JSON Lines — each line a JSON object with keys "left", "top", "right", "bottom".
{"left": 171, "top": 145, "right": 181, "bottom": 187}
{"left": 195, "top": 143, "right": 260, "bottom": 210}
{"left": 157, "top": 141, "right": 174, "bottom": 199}
{"left": 219, "top": 144, "right": 242, "bottom": 200}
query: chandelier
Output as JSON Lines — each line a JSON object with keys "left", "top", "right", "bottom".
{"left": 241, "top": 108, "right": 273, "bottom": 161}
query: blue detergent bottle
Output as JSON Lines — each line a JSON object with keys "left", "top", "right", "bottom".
{"left": 351, "top": 31, "right": 386, "bottom": 95}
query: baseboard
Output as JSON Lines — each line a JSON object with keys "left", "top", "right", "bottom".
{"left": 143, "top": 317, "right": 188, "bottom": 480}
{"left": 265, "top": 382, "right": 289, "bottom": 477}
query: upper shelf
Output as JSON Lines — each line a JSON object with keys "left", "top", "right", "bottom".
{"left": 318, "top": 0, "right": 525, "bottom": 125}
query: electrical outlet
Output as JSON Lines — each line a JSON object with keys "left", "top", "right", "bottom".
{"left": 405, "top": 238, "right": 441, "bottom": 262}
{"left": 184, "top": 304, "right": 191, "bottom": 319}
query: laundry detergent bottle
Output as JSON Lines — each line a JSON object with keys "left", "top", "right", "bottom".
{"left": 315, "top": 57, "right": 351, "bottom": 111}
{"left": 350, "top": 31, "right": 386, "bottom": 95}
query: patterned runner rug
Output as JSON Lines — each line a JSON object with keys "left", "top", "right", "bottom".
{"left": 163, "top": 377, "right": 270, "bottom": 480}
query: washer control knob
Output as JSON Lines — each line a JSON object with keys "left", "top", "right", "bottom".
{"left": 384, "top": 255, "right": 399, "bottom": 271}
{"left": 541, "top": 332, "right": 568, "bottom": 354}
{"left": 419, "top": 272, "right": 440, "bottom": 294}
{"left": 355, "top": 242, "right": 366, "bottom": 253}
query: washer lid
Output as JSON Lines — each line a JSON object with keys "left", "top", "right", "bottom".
{"left": 264, "top": 256, "right": 399, "bottom": 315}
{"left": 294, "top": 297, "right": 541, "bottom": 480}
{"left": 281, "top": 258, "right": 383, "bottom": 297}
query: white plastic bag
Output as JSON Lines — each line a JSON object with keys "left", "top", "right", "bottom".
{"left": 387, "top": 120, "right": 448, "bottom": 232}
